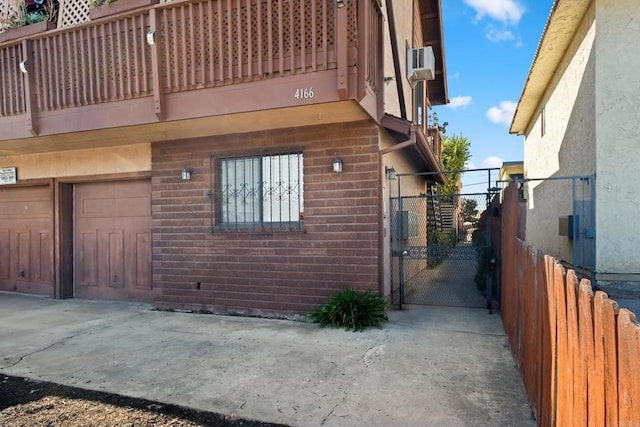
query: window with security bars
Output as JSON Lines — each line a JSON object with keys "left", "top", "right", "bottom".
{"left": 219, "top": 153, "right": 303, "bottom": 230}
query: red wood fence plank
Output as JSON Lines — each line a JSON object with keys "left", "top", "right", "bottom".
{"left": 617, "top": 309, "right": 639, "bottom": 424}
{"left": 544, "top": 255, "right": 557, "bottom": 427}
{"left": 555, "top": 263, "right": 570, "bottom": 426}
{"left": 633, "top": 319, "right": 640, "bottom": 424}
{"left": 592, "top": 291, "right": 607, "bottom": 427}
{"left": 566, "top": 270, "right": 581, "bottom": 426}
{"left": 602, "top": 295, "right": 619, "bottom": 427}
{"left": 578, "top": 280, "right": 595, "bottom": 427}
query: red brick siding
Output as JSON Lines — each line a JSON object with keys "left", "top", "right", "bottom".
{"left": 151, "top": 121, "right": 381, "bottom": 316}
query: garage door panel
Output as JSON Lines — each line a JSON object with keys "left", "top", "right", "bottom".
{"left": 0, "top": 230, "right": 9, "bottom": 281}
{"left": 0, "top": 185, "right": 50, "bottom": 202}
{"left": 78, "top": 231, "right": 98, "bottom": 286}
{"left": 107, "top": 231, "right": 124, "bottom": 288}
{"left": 0, "top": 200, "right": 52, "bottom": 218}
{"left": 0, "top": 185, "right": 53, "bottom": 295}
{"left": 134, "top": 231, "right": 151, "bottom": 290}
{"left": 36, "top": 231, "right": 52, "bottom": 283}
{"left": 115, "top": 180, "right": 149, "bottom": 197}
{"left": 81, "top": 197, "right": 118, "bottom": 218}
{"left": 17, "top": 230, "right": 31, "bottom": 282}
{"left": 75, "top": 180, "right": 151, "bottom": 302}
{"left": 116, "top": 196, "right": 151, "bottom": 217}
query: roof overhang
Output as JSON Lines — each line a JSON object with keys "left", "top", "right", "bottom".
{"left": 381, "top": 114, "right": 445, "bottom": 184}
{"left": 510, "top": 0, "right": 592, "bottom": 135}
{"left": 419, "top": 0, "right": 448, "bottom": 106}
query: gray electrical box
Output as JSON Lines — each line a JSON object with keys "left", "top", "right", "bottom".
{"left": 401, "top": 211, "right": 418, "bottom": 239}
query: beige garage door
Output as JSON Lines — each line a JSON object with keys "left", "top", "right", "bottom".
{"left": 0, "top": 185, "right": 53, "bottom": 295}
{"left": 74, "top": 180, "right": 152, "bottom": 302}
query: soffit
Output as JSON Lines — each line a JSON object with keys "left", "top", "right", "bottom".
{"left": 419, "top": 0, "right": 448, "bottom": 106}
{"left": 510, "top": 0, "right": 592, "bottom": 135}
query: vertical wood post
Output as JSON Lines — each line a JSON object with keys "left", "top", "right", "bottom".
{"left": 21, "top": 40, "right": 38, "bottom": 135}
{"left": 336, "top": 1, "right": 348, "bottom": 99}
{"left": 149, "top": 8, "right": 165, "bottom": 121}
{"left": 356, "top": 0, "right": 367, "bottom": 101}
{"left": 375, "top": 1, "right": 384, "bottom": 121}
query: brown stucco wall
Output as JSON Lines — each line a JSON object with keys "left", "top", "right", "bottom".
{"left": 151, "top": 121, "right": 381, "bottom": 316}
{"left": 0, "top": 144, "right": 151, "bottom": 179}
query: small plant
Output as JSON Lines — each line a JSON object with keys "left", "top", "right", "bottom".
{"left": 88, "top": 0, "right": 115, "bottom": 8}
{"left": 307, "top": 289, "right": 387, "bottom": 332}
{"left": 23, "top": 12, "right": 47, "bottom": 25}
{"left": 0, "top": 0, "right": 57, "bottom": 31}
{"left": 427, "top": 229, "right": 457, "bottom": 266}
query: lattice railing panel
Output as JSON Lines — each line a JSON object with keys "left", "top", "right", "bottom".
{"left": 347, "top": 0, "right": 356, "bottom": 45}
{"left": 0, "top": 43, "right": 25, "bottom": 116}
{"left": 364, "top": 0, "right": 381, "bottom": 91}
{"left": 160, "top": 0, "right": 337, "bottom": 93}
{"left": 0, "top": 0, "right": 23, "bottom": 32}
{"left": 57, "top": 0, "right": 89, "bottom": 28}
{"left": 0, "top": 0, "right": 374, "bottom": 120}
{"left": 32, "top": 12, "right": 152, "bottom": 111}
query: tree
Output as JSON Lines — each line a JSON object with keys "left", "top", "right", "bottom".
{"left": 440, "top": 133, "right": 471, "bottom": 195}
{"left": 461, "top": 198, "right": 478, "bottom": 222}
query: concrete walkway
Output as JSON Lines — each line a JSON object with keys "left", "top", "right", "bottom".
{"left": 0, "top": 292, "right": 535, "bottom": 427}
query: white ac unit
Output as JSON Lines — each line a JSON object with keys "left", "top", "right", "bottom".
{"left": 407, "top": 46, "right": 436, "bottom": 86}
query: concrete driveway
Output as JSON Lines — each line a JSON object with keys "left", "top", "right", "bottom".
{"left": 0, "top": 292, "right": 534, "bottom": 426}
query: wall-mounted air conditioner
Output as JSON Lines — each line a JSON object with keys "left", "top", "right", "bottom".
{"left": 407, "top": 46, "right": 436, "bottom": 87}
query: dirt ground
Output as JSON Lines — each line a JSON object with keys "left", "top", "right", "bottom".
{"left": 0, "top": 374, "right": 288, "bottom": 427}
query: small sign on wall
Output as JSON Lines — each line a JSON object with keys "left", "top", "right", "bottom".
{"left": 0, "top": 167, "right": 17, "bottom": 185}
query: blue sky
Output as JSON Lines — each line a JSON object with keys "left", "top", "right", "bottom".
{"left": 434, "top": 0, "right": 554, "bottom": 186}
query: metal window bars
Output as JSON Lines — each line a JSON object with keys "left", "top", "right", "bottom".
{"left": 212, "top": 152, "right": 303, "bottom": 232}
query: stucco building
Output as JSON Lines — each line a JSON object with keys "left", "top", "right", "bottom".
{"left": 510, "top": 0, "right": 640, "bottom": 290}
{"left": 0, "top": 0, "right": 448, "bottom": 314}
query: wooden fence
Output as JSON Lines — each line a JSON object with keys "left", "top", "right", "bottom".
{"left": 500, "top": 184, "right": 640, "bottom": 426}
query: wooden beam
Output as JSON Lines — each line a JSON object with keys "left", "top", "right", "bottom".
{"left": 336, "top": 2, "right": 348, "bottom": 99}
{"left": 149, "top": 8, "right": 165, "bottom": 121}
{"left": 21, "top": 40, "right": 38, "bottom": 136}
{"left": 385, "top": 0, "right": 406, "bottom": 119}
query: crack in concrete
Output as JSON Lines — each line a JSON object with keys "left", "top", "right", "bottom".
{"left": 320, "top": 391, "right": 347, "bottom": 427}
{"left": 3, "top": 340, "right": 67, "bottom": 369}
{"left": 1, "top": 312, "right": 147, "bottom": 370}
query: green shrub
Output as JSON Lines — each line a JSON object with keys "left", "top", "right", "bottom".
{"left": 427, "top": 229, "right": 457, "bottom": 266}
{"left": 307, "top": 289, "right": 387, "bottom": 332}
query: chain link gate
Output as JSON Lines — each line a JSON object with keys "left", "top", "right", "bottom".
{"left": 390, "top": 169, "right": 499, "bottom": 311}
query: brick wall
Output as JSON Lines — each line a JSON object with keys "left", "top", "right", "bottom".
{"left": 151, "top": 121, "right": 381, "bottom": 316}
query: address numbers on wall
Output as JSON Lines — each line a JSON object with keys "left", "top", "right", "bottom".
{"left": 294, "top": 88, "right": 315, "bottom": 99}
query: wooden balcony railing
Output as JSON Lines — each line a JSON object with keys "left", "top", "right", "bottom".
{"left": 0, "top": 0, "right": 382, "bottom": 137}
{"left": 0, "top": 43, "right": 25, "bottom": 116}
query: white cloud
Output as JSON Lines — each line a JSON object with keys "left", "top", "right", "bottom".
{"left": 485, "top": 27, "right": 524, "bottom": 47}
{"left": 446, "top": 96, "right": 472, "bottom": 109}
{"left": 463, "top": 0, "right": 525, "bottom": 26}
{"left": 449, "top": 71, "right": 461, "bottom": 80}
{"left": 486, "top": 101, "right": 517, "bottom": 125}
{"left": 485, "top": 26, "right": 515, "bottom": 43}
{"left": 481, "top": 156, "right": 504, "bottom": 169}
{"left": 465, "top": 161, "right": 477, "bottom": 170}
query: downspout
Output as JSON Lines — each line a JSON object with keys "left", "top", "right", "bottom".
{"left": 386, "top": 0, "right": 407, "bottom": 119}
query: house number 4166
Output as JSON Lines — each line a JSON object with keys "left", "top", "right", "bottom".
{"left": 294, "top": 88, "right": 314, "bottom": 99}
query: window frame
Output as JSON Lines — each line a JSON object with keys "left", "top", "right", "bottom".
{"left": 216, "top": 152, "right": 304, "bottom": 232}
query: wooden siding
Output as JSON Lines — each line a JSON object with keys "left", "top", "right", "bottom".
{"left": 0, "top": 0, "right": 383, "bottom": 142}
{"left": 500, "top": 184, "right": 640, "bottom": 426}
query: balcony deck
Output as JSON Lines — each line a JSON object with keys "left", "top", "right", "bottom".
{"left": 0, "top": 0, "right": 383, "bottom": 154}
